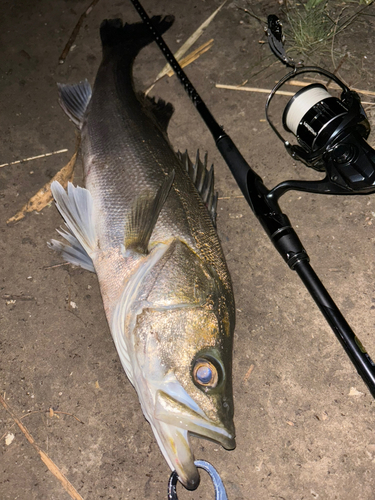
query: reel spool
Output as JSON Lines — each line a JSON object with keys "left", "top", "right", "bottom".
{"left": 266, "top": 68, "right": 375, "bottom": 199}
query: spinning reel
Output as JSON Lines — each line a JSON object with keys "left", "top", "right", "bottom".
{"left": 265, "top": 15, "right": 375, "bottom": 201}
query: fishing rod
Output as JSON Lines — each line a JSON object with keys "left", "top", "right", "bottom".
{"left": 129, "top": 0, "right": 375, "bottom": 431}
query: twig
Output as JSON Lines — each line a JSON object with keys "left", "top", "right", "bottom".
{"left": 328, "top": 53, "right": 348, "bottom": 85}
{"left": 235, "top": 4, "right": 265, "bottom": 25}
{"left": 165, "top": 39, "right": 214, "bottom": 77}
{"left": 218, "top": 195, "right": 243, "bottom": 200}
{"left": 1, "top": 408, "right": 84, "bottom": 440}
{"left": 0, "top": 149, "right": 68, "bottom": 168}
{"left": 216, "top": 83, "right": 295, "bottom": 96}
{"left": 287, "top": 79, "right": 375, "bottom": 97}
{"left": 59, "top": 0, "right": 100, "bottom": 64}
{"left": 242, "top": 364, "right": 255, "bottom": 383}
{"left": 329, "top": 6, "right": 350, "bottom": 87}
{"left": 147, "top": 39, "right": 215, "bottom": 92}
{"left": 0, "top": 394, "right": 84, "bottom": 500}
{"left": 51, "top": 410, "right": 84, "bottom": 424}
{"left": 333, "top": 2, "right": 374, "bottom": 39}
{"left": 2, "top": 294, "right": 35, "bottom": 301}
{"left": 21, "top": 408, "right": 84, "bottom": 424}
{"left": 146, "top": 1, "right": 226, "bottom": 94}
{"left": 43, "top": 262, "right": 71, "bottom": 270}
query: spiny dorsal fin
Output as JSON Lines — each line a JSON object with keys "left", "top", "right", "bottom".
{"left": 177, "top": 150, "right": 218, "bottom": 226}
{"left": 57, "top": 80, "right": 92, "bottom": 129}
{"left": 124, "top": 170, "right": 175, "bottom": 254}
{"left": 143, "top": 95, "right": 174, "bottom": 132}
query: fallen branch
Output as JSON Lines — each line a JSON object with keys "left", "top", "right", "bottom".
{"left": 59, "top": 0, "right": 100, "bottom": 64}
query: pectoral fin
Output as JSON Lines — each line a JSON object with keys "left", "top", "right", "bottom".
{"left": 50, "top": 182, "right": 97, "bottom": 268}
{"left": 124, "top": 170, "right": 174, "bottom": 254}
{"left": 48, "top": 227, "right": 96, "bottom": 272}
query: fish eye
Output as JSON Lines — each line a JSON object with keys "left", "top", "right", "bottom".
{"left": 192, "top": 358, "right": 218, "bottom": 389}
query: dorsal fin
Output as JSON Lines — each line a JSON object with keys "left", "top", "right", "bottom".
{"left": 124, "top": 170, "right": 175, "bottom": 255}
{"left": 143, "top": 96, "right": 174, "bottom": 132}
{"left": 177, "top": 150, "right": 218, "bottom": 226}
{"left": 57, "top": 80, "right": 92, "bottom": 129}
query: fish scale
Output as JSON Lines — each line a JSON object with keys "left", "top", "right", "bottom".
{"left": 50, "top": 15, "right": 235, "bottom": 490}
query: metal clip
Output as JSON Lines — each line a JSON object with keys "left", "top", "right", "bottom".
{"left": 265, "top": 14, "right": 299, "bottom": 68}
{"left": 168, "top": 460, "right": 228, "bottom": 500}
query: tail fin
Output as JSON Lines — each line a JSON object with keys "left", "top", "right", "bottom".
{"left": 100, "top": 16, "right": 174, "bottom": 56}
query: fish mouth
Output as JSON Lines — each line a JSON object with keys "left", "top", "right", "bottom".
{"left": 153, "top": 390, "right": 235, "bottom": 489}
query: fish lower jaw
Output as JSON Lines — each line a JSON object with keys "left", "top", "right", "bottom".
{"left": 149, "top": 409, "right": 235, "bottom": 490}
{"left": 150, "top": 421, "right": 200, "bottom": 490}
{"left": 154, "top": 390, "right": 235, "bottom": 451}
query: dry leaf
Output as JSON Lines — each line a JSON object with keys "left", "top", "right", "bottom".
{"left": 348, "top": 387, "right": 364, "bottom": 396}
{"left": 5, "top": 432, "right": 15, "bottom": 446}
{"left": 7, "top": 139, "right": 79, "bottom": 224}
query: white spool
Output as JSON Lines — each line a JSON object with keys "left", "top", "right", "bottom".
{"left": 285, "top": 85, "right": 332, "bottom": 135}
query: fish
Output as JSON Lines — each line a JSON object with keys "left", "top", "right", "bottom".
{"left": 49, "top": 15, "right": 235, "bottom": 490}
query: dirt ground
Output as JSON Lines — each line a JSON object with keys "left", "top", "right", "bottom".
{"left": 1, "top": 0, "right": 375, "bottom": 499}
